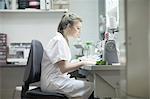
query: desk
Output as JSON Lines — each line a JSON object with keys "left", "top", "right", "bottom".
{"left": 81, "top": 65, "right": 125, "bottom": 99}
{"left": 0, "top": 64, "right": 25, "bottom": 99}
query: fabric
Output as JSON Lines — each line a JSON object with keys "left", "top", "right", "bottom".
{"left": 41, "top": 33, "right": 93, "bottom": 99}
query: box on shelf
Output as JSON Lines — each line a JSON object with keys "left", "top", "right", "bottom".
{"left": 0, "top": 33, "right": 7, "bottom": 65}
{"left": 52, "top": 0, "right": 69, "bottom": 10}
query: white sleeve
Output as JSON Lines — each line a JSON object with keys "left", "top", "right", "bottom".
{"left": 49, "top": 40, "right": 70, "bottom": 64}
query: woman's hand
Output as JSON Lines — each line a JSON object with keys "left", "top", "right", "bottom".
{"left": 79, "top": 57, "right": 96, "bottom": 66}
{"left": 81, "top": 60, "right": 96, "bottom": 66}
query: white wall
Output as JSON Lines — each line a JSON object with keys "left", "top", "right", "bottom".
{"left": 0, "top": 0, "right": 99, "bottom": 47}
{"left": 69, "top": 0, "right": 99, "bottom": 58}
{"left": 70, "top": 0, "right": 99, "bottom": 42}
{"left": 0, "top": 0, "right": 99, "bottom": 58}
{"left": 1, "top": 13, "right": 64, "bottom": 47}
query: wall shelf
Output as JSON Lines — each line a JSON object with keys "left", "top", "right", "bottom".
{"left": 0, "top": 9, "right": 68, "bottom": 13}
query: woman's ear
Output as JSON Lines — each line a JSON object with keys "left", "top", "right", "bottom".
{"left": 66, "top": 24, "right": 72, "bottom": 32}
{"left": 67, "top": 23, "right": 71, "bottom": 28}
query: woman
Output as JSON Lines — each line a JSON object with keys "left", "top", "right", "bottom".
{"left": 41, "top": 13, "right": 96, "bottom": 99}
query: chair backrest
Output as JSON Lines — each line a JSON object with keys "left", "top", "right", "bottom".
{"left": 23, "top": 40, "right": 43, "bottom": 84}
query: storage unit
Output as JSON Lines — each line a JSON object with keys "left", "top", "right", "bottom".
{"left": 0, "top": 33, "right": 7, "bottom": 64}
{"left": 0, "top": 0, "right": 69, "bottom": 10}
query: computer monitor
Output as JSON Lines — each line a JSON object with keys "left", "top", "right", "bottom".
{"left": 104, "top": 40, "right": 119, "bottom": 65}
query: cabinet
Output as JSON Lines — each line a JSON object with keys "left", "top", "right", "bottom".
{"left": 0, "top": 65, "right": 25, "bottom": 99}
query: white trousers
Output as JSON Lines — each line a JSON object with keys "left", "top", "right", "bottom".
{"left": 42, "top": 78, "right": 94, "bottom": 99}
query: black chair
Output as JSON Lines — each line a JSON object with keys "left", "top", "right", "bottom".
{"left": 21, "top": 40, "right": 68, "bottom": 99}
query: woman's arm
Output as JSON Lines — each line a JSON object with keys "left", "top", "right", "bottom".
{"left": 55, "top": 60, "right": 95, "bottom": 73}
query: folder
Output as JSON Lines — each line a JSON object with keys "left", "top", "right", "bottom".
{"left": 40, "top": 0, "right": 46, "bottom": 10}
{"left": 45, "top": 0, "right": 51, "bottom": 10}
{"left": 0, "top": 0, "right": 5, "bottom": 9}
{"left": 5, "top": 0, "right": 10, "bottom": 9}
{"left": 11, "top": 0, "right": 17, "bottom": 9}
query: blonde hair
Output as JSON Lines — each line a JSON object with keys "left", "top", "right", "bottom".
{"left": 57, "top": 13, "right": 82, "bottom": 36}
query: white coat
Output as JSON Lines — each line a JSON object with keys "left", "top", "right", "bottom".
{"left": 41, "top": 33, "right": 93, "bottom": 99}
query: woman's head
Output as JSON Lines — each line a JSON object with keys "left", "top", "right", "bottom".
{"left": 57, "top": 13, "right": 82, "bottom": 38}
